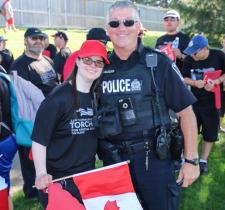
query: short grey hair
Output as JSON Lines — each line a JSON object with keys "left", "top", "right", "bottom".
{"left": 106, "top": 1, "right": 140, "bottom": 23}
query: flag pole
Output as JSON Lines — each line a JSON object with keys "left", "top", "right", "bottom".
{"left": 32, "top": 160, "right": 131, "bottom": 188}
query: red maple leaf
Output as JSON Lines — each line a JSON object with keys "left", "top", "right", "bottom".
{"left": 104, "top": 200, "right": 120, "bottom": 210}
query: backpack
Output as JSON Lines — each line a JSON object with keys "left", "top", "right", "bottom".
{"left": 0, "top": 72, "right": 45, "bottom": 147}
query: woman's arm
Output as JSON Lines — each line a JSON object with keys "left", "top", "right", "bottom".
{"left": 32, "top": 141, "right": 52, "bottom": 189}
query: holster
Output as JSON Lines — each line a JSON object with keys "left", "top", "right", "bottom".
{"left": 98, "top": 140, "right": 123, "bottom": 165}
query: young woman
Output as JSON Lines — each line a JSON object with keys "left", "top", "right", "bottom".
{"left": 31, "top": 40, "right": 109, "bottom": 208}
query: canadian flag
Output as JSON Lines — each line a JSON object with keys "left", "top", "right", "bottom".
{"left": 160, "top": 44, "right": 176, "bottom": 61}
{"left": 204, "top": 70, "right": 222, "bottom": 109}
{"left": 73, "top": 162, "right": 143, "bottom": 210}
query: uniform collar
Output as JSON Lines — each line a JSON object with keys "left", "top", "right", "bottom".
{"left": 109, "top": 38, "right": 145, "bottom": 70}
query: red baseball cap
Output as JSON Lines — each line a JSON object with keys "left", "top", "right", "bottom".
{"left": 78, "top": 40, "right": 110, "bottom": 64}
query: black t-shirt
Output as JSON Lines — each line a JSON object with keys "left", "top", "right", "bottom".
{"left": 183, "top": 49, "right": 225, "bottom": 107}
{"left": 44, "top": 44, "right": 57, "bottom": 60}
{"left": 0, "top": 77, "right": 12, "bottom": 140}
{"left": 53, "top": 47, "right": 71, "bottom": 76}
{"left": 32, "top": 82, "right": 97, "bottom": 178}
{"left": 0, "top": 49, "right": 14, "bottom": 73}
{"left": 10, "top": 54, "right": 58, "bottom": 97}
{"left": 155, "top": 31, "right": 190, "bottom": 73}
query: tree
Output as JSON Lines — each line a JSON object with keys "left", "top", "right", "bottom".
{"left": 172, "top": 0, "right": 225, "bottom": 46}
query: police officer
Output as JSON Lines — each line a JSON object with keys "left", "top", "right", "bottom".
{"left": 95, "top": 1, "right": 200, "bottom": 210}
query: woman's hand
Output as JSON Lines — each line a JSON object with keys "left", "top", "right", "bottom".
{"left": 35, "top": 173, "right": 53, "bottom": 190}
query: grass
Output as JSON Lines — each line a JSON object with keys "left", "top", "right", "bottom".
{"left": 8, "top": 28, "right": 225, "bottom": 210}
{"left": 0, "top": 28, "right": 161, "bottom": 59}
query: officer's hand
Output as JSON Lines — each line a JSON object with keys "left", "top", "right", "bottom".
{"left": 35, "top": 173, "right": 53, "bottom": 190}
{"left": 176, "top": 163, "right": 200, "bottom": 188}
{"left": 194, "top": 80, "right": 205, "bottom": 89}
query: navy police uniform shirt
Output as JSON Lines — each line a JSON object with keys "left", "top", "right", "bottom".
{"left": 102, "top": 41, "right": 196, "bottom": 113}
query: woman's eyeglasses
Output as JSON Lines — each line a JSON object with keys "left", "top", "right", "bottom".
{"left": 81, "top": 57, "right": 105, "bottom": 68}
{"left": 108, "top": 19, "right": 138, "bottom": 28}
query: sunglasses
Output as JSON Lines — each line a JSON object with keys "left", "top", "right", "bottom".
{"left": 108, "top": 19, "right": 138, "bottom": 28}
{"left": 164, "top": 17, "right": 178, "bottom": 22}
{"left": 30, "top": 36, "right": 46, "bottom": 41}
{"left": 81, "top": 57, "right": 105, "bottom": 68}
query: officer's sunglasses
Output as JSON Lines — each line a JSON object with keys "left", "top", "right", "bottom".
{"left": 80, "top": 57, "right": 105, "bottom": 68}
{"left": 30, "top": 36, "right": 46, "bottom": 41}
{"left": 108, "top": 19, "right": 138, "bottom": 28}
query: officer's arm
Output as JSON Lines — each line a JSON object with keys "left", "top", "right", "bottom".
{"left": 177, "top": 105, "right": 198, "bottom": 159}
{"left": 176, "top": 105, "right": 200, "bottom": 187}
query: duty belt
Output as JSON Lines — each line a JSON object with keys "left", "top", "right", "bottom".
{"left": 116, "top": 139, "right": 154, "bottom": 155}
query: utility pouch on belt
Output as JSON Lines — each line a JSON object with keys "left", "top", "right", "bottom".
{"left": 156, "top": 128, "right": 170, "bottom": 160}
{"left": 98, "top": 140, "right": 122, "bottom": 164}
{"left": 97, "top": 107, "right": 122, "bottom": 138}
{"left": 169, "top": 123, "right": 184, "bottom": 161}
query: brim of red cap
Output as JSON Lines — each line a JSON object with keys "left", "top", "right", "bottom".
{"left": 78, "top": 40, "right": 110, "bottom": 64}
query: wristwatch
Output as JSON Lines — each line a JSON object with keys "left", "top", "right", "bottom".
{"left": 184, "top": 158, "right": 199, "bottom": 166}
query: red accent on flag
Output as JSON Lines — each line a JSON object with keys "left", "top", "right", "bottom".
{"left": 160, "top": 44, "right": 176, "bottom": 61}
{"left": 46, "top": 183, "right": 85, "bottom": 210}
{"left": 63, "top": 51, "right": 79, "bottom": 81}
{"left": 204, "top": 70, "right": 222, "bottom": 109}
{"left": 104, "top": 200, "right": 120, "bottom": 210}
{"left": 73, "top": 163, "right": 135, "bottom": 199}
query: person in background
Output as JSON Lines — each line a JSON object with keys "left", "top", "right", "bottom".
{"left": 10, "top": 27, "right": 58, "bottom": 199}
{"left": 183, "top": 35, "right": 225, "bottom": 175}
{"left": 221, "top": 35, "right": 225, "bottom": 53}
{"left": 96, "top": 1, "right": 199, "bottom": 210}
{"left": 52, "top": 31, "right": 71, "bottom": 81}
{"left": 0, "top": 69, "right": 17, "bottom": 210}
{"left": 42, "top": 34, "right": 57, "bottom": 60}
{"left": 0, "top": 35, "right": 14, "bottom": 73}
{"left": 155, "top": 10, "right": 190, "bottom": 74}
{"left": 32, "top": 40, "right": 109, "bottom": 208}
{"left": 63, "top": 27, "right": 109, "bottom": 81}
{"left": 3, "top": 0, "right": 16, "bottom": 32}
{"left": 220, "top": 34, "right": 225, "bottom": 132}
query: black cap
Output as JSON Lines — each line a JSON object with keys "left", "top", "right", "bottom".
{"left": 51, "top": 31, "right": 68, "bottom": 41}
{"left": 86, "top": 28, "right": 110, "bottom": 44}
{"left": 0, "top": 36, "right": 7, "bottom": 42}
{"left": 24, "top": 27, "right": 46, "bottom": 38}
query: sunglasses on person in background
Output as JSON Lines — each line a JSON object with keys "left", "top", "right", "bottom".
{"left": 30, "top": 36, "right": 46, "bottom": 41}
{"left": 81, "top": 57, "right": 105, "bottom": 68}
{"left": 164, "top": 17, "right": 178, "bottom": 22}
{"left": 108, "top": 19, "right": 138, "bottom": 28}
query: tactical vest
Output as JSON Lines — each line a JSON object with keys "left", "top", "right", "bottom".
{"left": 96, "top": 51, "right": 171, "bottom": 139}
